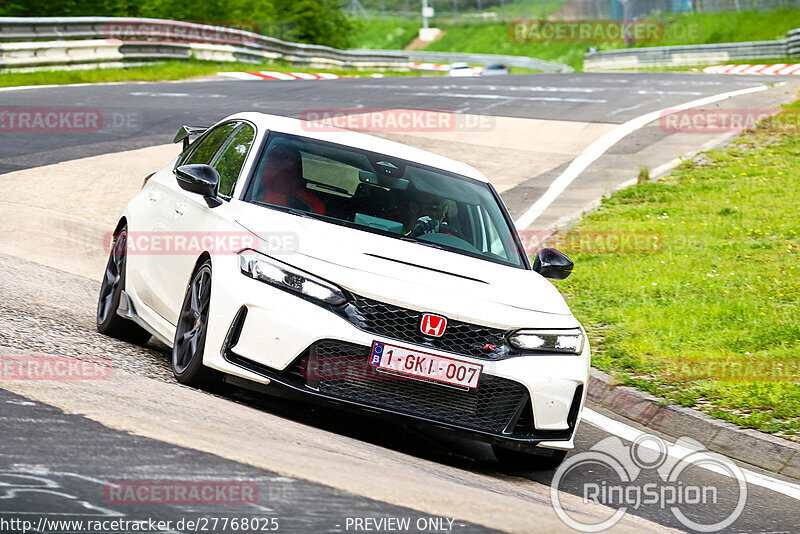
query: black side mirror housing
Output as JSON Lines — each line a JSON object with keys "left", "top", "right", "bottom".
{"left": 533, "top": 247, "right": 574, "bottom": 280}
{"left": 175, "top": 164, "right": 222, "bottom": 208}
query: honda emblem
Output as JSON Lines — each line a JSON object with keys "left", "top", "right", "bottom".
{"left": 420, "top": 313, "right": 447, "bottom": 337}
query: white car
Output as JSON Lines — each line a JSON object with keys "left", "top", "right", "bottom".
{"left": 448, "top": 62, "right": 480, "bottom": 77}
{"left": 97, "top": 112, "right": 590, "bottom": 470}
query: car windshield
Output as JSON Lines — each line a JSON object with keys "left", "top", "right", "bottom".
{"left": 243, "top": 132, "right": 527, "bottom": 268}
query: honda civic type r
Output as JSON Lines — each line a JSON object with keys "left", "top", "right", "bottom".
{"left": 97, "top": 112, "right": 590, "bottom": 469}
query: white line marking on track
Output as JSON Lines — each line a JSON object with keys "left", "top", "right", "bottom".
{"left": 513, "top": 84, "right": 770, "bottom": 229}
{"left": 583, "top": 408, "right": 800, "bottom": 501}
{"left": 0, "top": 78, "right": 215, "bottom": 93}
{"left": 410, "top": 91, "right": 607, "bottom": 103}
{"left": 635, "top": 89, "right": 704, "bottom": 95}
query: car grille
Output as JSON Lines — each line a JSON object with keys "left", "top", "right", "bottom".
{"left": 345, "top": 294, "right": 508, "bottom": 359}
{"left": 292, "top": 339, "right": 528, "bottom": 434}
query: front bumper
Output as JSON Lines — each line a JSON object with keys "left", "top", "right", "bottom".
{"left": 203, "top": 255, "right": 590, "bottom": 451}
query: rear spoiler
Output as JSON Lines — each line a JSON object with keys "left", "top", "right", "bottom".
{"left": 173, "top": 125, "right": 208, "bottom": 151}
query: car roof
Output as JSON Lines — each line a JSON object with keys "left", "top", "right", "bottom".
{"left": 226, "top": 112, "right": 490, "bottom": 183}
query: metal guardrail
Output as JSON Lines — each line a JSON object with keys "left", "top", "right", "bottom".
{"left": 584, "top": 34, "right": 795, "bottom": 71}
{"left": 0, "top": 16, "right": 573, "bottom": 73}
{"left": 787, "top": 28, "right": 800, "bottom": 57}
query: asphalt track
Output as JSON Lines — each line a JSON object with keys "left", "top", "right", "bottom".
{"left": 1, "top": 72, "right": 800, "bottom": 533}
{"left": 0, "top": 72, "right": 774, "bottom": 174}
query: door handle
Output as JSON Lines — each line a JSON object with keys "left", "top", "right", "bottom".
{"left": 148, "top": 191, "right": 160, "bottom": 202}
{"left": 174, "top": 202, "right": 186, "bottom": 216}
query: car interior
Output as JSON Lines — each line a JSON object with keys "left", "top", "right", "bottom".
{"left": 244, "top": 133, "right": 525, "bottom": 267}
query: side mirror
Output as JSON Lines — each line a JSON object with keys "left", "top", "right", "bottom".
{"left": 533, "top": 247, "right": 574, "bottom": 280}
{"left": 175, "top": 164, "right": 222, "bottom": 208}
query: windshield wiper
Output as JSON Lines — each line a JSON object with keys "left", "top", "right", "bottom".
{"left": 400, "top": 236, "right": 447, "bottom": 251}
{"left": 252, "top": 201, "right": 315, "bottom": 219}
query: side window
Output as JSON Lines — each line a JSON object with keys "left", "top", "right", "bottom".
{"left": 481, "top": 207, "right": 513, "bottom": 261}
{"left": 183, "top": 122, "right": 238, "bottom": 165}
{"left": 212, "top": 124, "right": 255, "bottom": 197}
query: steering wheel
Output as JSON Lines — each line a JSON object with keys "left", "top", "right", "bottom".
{"left": 439, "top": 221, "right": 465, "bottom": 240}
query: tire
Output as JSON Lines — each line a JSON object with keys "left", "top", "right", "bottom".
{"left": 96, "top": 227, "right": 152, "bottom": 345}
{"left": 492, "top": 444, "right": 567, "bottom": 471}
{"left": 172, "top": 260, "right": 221, "bottom": 389}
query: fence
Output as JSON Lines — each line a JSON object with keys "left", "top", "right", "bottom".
{"left": 584, "top": 33, "right": 794, "bottom": 70}
{"left": 0, "top": 16, "right": 572, "bottom": 73}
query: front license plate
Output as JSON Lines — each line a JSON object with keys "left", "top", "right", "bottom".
{"left": 368, "top": 342, "right": 482, "bottom": 389}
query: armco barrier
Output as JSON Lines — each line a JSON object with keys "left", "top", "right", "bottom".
{"left": 0, "top": 16, "right": 573, "bottom": 73}
{"left": 0, "top": 39, "right": 124, "bottom": 68}
{"left": 584, "top": 35, "right": 793, "bottom": 71}
{"left": 788, "top": 28, "right": 800, "bottom": 57}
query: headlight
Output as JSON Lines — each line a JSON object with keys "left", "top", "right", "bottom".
{"left": 238, "top": 250, "right": 347, "bottom": 306}
{"left": 508, "top": 328, "right": 585, "bottom": 354}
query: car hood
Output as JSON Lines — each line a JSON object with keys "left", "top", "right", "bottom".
{"left": 234, "top": 203, "right": 577, "bottom": 328}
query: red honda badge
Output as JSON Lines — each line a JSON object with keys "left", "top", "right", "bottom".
{"left": 420, "top": 313, "right": 447, "bottom": 337}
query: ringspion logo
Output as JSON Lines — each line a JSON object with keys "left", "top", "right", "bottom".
{"left": 551, "top": 434, "right": 747, "bottom": 532}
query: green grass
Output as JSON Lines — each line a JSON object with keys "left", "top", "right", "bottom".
{"left": 422, "top": 21, "right": 586, "bottom": 71}
{"left": 446, "top": 0, "right": 563, "bottom": 19}
{"left": 0, "top": 59, "right": 425, "bottom": 88}
{"left": 556, "top": 104, "right": 800, "bottom": 440}
{"left": 348, "top": 7, "right": 800, "bottom": 72}
{"left": 351, "top": 17, "right": 421, "bottom": 49}
{"left": 651, "top": 8, "right": 800, "bottom": 46}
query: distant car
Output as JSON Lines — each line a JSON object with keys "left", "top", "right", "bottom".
{"left": 483, "top": 63, "right": 509, "bottom": 76}
{"left": 448, "top": 62, "right": 478, "bottom": 77}
{"left": 97, "top": 112, "right": 590, "bottom": 470}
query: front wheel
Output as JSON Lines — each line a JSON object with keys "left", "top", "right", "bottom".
{"left": 492, "top": 445, "right": 567, "bottom": 471}
{"left": 172, "top": 260, "right": 221, "bottom": 389}
{"left": 96, "top": 227, "right": 151, "bottom": 345}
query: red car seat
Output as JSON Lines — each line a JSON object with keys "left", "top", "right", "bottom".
{"left": 258, "top": 144, "right": 325, "bottom": 214}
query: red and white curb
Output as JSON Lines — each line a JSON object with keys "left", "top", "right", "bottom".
{"left": 703, "top": 64, "right": 800, "bottom": 75}
{"left": 218, "top": 71, "right": 355, "bottom": 81}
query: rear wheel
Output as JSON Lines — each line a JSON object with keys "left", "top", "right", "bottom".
{"left": 96, "top": 227, "right": 151, "bottom": 345}
{"left": 492, "top": 445, "right": 567, "bottom": 471}
{"left": 172, "top": 260, "right": 221, "bottom": 388}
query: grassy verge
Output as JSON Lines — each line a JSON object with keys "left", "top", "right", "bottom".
{"left": 643, "top": 8, "right": 800, "bottom": 46}
{"left": 421, "top": 22, "right": 586, "bottom": 71}
{"left": 349, "top": 8, "right": 800, "bottom": 72}
{"left": 351, "top": 17, "right": 421, "bottom": 49}
{"left": 556, "top": 103, "right": 800, "bottom": 440}
{"left": 0, "top": 59, "right": 424, "bottom": 88}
